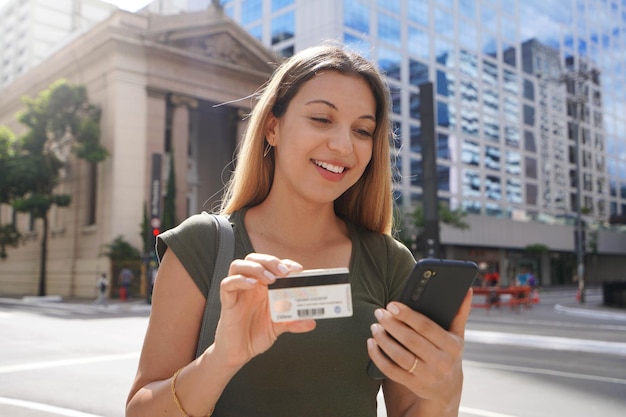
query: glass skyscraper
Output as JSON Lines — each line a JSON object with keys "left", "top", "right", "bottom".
{"left": 212, "top": 0, "right": 625, "bottom": 283}
{"left": 219, "top": 0, "right": 625, "bottom": 222}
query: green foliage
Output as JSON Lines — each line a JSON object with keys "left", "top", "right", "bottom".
{"left": 0, "top": 224, "right": 20, "bottom": 259}
{"left": 407, "top": 202, "right": 470, "bottom": 231}
{"left": 398, "top": 202, "right": 470, "bottom": 254}
{"left": 0, "top": 79, "right": 107, "bottom": 294}
{"left": 524, "top": 243, "right": 550, "bottom": 253}
{"left": 102, "top": 236, "right": 141, "bottom": 262}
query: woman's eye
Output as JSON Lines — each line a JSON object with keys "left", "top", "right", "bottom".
{"left": 355, "top": 128, "right": 373, "bottom": 137}
{"left": 311, "top": 117, "right": 331, "bottom": 124}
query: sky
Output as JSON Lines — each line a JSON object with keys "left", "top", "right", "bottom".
{"left": 0, "top": 0, "right": 152, "bottom": 12}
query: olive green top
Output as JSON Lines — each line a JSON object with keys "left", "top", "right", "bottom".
{"left": 157, "top": 209, "right": 415, "bottom": 417}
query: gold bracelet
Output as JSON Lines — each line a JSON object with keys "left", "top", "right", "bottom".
{"left": 171, "top": 367, "right": 214, "bottom": 417}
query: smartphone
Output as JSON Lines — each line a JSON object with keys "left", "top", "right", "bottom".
{"left": 367, "top": 258, "right": 478, "bottom": 379}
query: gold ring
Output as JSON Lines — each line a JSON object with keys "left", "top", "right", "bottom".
{"left": 407, "top": 356, "right": 418, "bottom": 374}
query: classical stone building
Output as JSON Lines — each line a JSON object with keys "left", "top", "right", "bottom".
{"left": 0, "top": 7, "right": 276, "bottom": 297}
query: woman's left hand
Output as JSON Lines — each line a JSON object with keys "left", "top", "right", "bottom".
{"left": 367, "top": 289, "right": 472, "bottom": 412}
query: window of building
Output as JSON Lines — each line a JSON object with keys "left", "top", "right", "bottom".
{"left": 344, "top": 0, "right": 369, "bottom": 33}
{"left": 409, "top": 59, "right": 429, "bottom": 86}
{"left": 409, "top": 92, "right": 420, "bottom": 120}
{"left": 526, "top": 183, "right": 538, "bottom": 205}
{"left": 525, "top": 157, "right": 538, "bottom": 179}
{"left": 461, "top": 140, "right": 480, "bottom": 166}
{"left": 484, "top": 115, "right": 500, "bottom": 142}
{"left": 485, "top": 145, "right": 500, "bottom": 170}
{"left": 241, "top": 0, "right": 262, "bottom": 25}
{"left": 272, "top": 0, "right": 293, "bottom": 12}
{"left": 377, "top": 0, "right": 400, "bottom": 15}
{"left": 271, "top": 11, "right": 294, "bottom": 44}
{"left": 408, "top": 26, "right": 429, "bottom": 60}
{"left": 438, "top": 133, "right": 450, "bottom": 160}
{"left": 506, "top": 150, "right": 522, "bottom": 175}
{"left": 435, "top": 38, "right": 454, "bottom": 65}
{"left": 507, "top": 178, "right": 523, "bottom": 203}
{"left": 486, "top": 175, "right": 502, "bottom": 200}
{"left": 438, "top": 164, "right": 451, "bottom": 191}
{"left": 523, "top": 104, "right": 535, "bottom": 126}
{"left": 462, "top": 169, "right": 481, "bottom": 197}
{"left": 436, "top": 70, "right": 454, "bottom": 97}
{"left": 485, "top": 202, "right": 503, "bottom": 217}
{"left": 410, "top": 125, "right": 421, "bottom": 153}
{"left": 378, "top": 13, "right": 400, "bottom": 45}
{"left": 435, "top": 8, "right": 454, "bottom": 39}
{"left": 407, "top": 0, "right": 428, "bottom": 27}
{"left": 505, "top": 125, "right": 520, "bottom": 147}
{"left": 483, "top": 88, "right": 499, "bottom": 113}
{"left": 462, "top": 199, "right": 481, "bottom": 214}
{"left": 459, "top": 19, "right": 477, "bottom": 52}
{"left": 378, "top": 47, "right": 401, "bottom": 80}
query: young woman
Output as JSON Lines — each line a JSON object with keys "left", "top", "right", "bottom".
{"left": 126, "top": 44, "right": 471, "bottom": 417}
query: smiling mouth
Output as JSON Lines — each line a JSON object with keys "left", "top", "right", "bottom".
{"left": 312, "top": 159, "right": 346, "bottom": 174}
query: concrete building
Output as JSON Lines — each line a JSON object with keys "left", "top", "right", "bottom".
{"left": 0, "top": 7, "right": 276, "bottom": 297}
{"left": 0, "top": 0, "right": 119, "bottom": 89}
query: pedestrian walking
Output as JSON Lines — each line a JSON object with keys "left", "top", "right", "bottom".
{"left": 93, "top": 273, "right": 108, "bottom": 306}
{"left": 118, "top": 267, "right": 134, "bottom": 301}
{"left": 126, "top": 43, "right": 471, "bottom": 417}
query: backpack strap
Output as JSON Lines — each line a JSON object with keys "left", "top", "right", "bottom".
{"left": 195, "top": 214, "right": 235, "bottom": 358}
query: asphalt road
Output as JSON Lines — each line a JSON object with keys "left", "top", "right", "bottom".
{"left": 0, "top": 288, "right": 624, "bottom": 417}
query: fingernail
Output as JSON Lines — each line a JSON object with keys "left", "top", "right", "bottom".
{"left": 277, "top": 263, "right": 289, "bottom": 274}
{"left": 264, "top": 270, "right": 276, "bottom": 282}
{"left": 387, "top": 303, "right": 400, "bottom": 315}
{"left": 367, "top": 338, "right": 376, "bottom": 349}
{"left": 370, "top": 323, "right": 382, "bottom": 335}
{"left": 374, "top": 309, "right": 384, "bottom": 321}
{"left": 245, "top": 278, "right": 257, "bottom": 285}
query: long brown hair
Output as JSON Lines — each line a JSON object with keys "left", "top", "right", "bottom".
{"left": 221, "top": 44, "right": 394, "bottom": 234}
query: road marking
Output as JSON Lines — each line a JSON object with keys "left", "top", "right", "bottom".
{"left": 0, "top": 352, "right": 139, "bottom": 374}
{"left": 459, "top": 406, "right": 519, "bottom": 417}
{"left": 555, "top": 304, "right": 626, "bottom": 321}
{"left": 0, "top": 397, "right": 104, "bottom": 417}
{"left": 464, "top": 360, "right": 626, "bottom": 385}
{"left": 465, "top": 329, "right": 626, "bottom": 357}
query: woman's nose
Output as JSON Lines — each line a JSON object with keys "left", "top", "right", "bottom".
{"left": 327, "top": 126, "right": 353, "bottom": 155}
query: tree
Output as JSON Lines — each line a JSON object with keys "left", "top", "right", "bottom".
{"left": 4, "top": 79, "right": 108, "bottom": 296}
{"left": 0, "top": 126, "right": 22, "bottom": 258}
{"left": 398, "top": 202, "right": 470, "bottom": 256}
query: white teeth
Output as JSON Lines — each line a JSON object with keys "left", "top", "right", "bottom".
{"left": 313, "top": 160, "right": 345, "bottom": 174}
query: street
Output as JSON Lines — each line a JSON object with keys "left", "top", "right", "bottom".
{"left": 1, "top": 288, "right": 625, "bottom": 417}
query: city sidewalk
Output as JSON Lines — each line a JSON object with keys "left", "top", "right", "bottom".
{"left": 0, "top": 295, "right": 152, "bottom": 315}
{"left": 2, "top": 289, "right": 626, "bottom": 321}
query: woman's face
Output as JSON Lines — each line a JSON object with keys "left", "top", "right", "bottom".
{"left": 265, "top": 71, "right": 376, "bottom": 205}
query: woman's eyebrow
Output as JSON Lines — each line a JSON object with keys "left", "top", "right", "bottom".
{"left": 305, "top": 99, "right": 376, "bottom": 122}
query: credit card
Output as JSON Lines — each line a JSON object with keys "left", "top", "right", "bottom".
{"left": 268, "top": 267, "right": 352, "bottom": 322}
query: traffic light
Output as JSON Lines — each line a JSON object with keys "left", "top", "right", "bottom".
{"left": 152, "top": 227, "right": 160, "bottom": 237}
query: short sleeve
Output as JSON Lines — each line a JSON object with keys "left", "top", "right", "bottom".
{"left": 156, "top": 212, "right": 219, "bottom": 297}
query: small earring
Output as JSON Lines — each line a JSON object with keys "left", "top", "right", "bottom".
{"left": 263, "top": 141, "right": 272, "bottom": 158}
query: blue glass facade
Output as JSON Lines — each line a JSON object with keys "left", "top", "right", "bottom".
{"left": 221, "top": 0, "right": 626, "bottom": 226}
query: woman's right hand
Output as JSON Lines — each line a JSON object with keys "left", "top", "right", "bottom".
{"left": 210, "top": 253, "right": 316, "bottom": 369}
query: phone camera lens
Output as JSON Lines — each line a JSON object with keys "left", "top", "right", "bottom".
{"left": 423, "top": 270, "right": 433, "bottom": 279}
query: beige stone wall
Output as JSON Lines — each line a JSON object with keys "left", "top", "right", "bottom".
{"left": 0, "top": 9, "right": 275, "bottom": 297}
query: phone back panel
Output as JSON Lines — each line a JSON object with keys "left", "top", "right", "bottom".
{"left": 399, "top": 259, "right": 478, "bottom": 330}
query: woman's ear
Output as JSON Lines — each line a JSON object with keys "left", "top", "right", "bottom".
{"left": 265, "top": 113, "right": 279, "bottom": 146}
